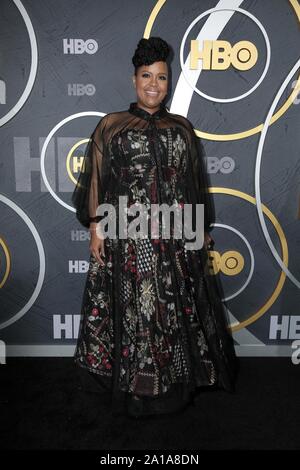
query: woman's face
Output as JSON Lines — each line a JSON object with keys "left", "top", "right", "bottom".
{"left": 132, "top": 61, "right": 168, "bottom": 114}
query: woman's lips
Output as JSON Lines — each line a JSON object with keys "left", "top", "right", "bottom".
{"left": 145, "top": 91, "right": 159, "bottom": 96}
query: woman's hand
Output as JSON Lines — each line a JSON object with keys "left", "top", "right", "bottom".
{"left": 89, "top": 223, "right": 106, "bottom": 266}
{"left": 204, "top": 231, "right": 214, "bottom": 250}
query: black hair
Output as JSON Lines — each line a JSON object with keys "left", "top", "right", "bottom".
{"left": 132, "top": 37, "right": 171, "bottom": 74}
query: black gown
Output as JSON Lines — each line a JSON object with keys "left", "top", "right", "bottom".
{"left": 72, "top": 101, "right": 238, "bottom": 418}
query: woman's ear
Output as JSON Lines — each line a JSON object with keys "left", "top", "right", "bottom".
{"left": 132, "top": 75, "right": 136, "bottom": 88}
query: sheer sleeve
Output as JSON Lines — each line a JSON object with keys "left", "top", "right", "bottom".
{"left": 71, "top": 116, "right": 111, "bottom": 228}
{"left": 185, "top": 120, "right": 215, "bottom": 233}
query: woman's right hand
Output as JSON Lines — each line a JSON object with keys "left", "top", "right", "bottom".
{"left": 89, "top": 224, "right": 105, "bottom": 266}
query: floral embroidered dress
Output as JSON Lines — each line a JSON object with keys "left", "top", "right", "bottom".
{"left": 72, "top": 101, "right": 237, "bottom": 417}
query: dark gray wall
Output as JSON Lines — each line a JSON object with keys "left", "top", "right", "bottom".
{"left": 0, "top": 0, "right": 299, "bottom": 357}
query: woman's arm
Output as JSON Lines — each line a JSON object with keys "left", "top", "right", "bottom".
{"left": 71, "top": 116, "right": 111, "bottom": 228}
{"left": 71, "top": 116, "right": 111, "bottom": 264}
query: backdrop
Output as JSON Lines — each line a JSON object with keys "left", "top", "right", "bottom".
{"left": 1, "top": 0, "right": 300, "bottom": 358}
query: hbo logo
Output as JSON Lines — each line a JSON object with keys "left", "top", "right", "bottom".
{"left": 206, "top": 156, "right": 235, "bottom": 174}
{"left": 68, "top": 84, "right": 96, "bottom": 96}
{"left": 206, "top": 251, "right": 244, "bottom": 276}
{"left": 191, "top": 40, "right": 258, "bottom": 71}
{"left": 63, "top": 39, "right": 98, "bottom": 55}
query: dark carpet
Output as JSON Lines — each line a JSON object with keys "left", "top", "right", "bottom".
{"left": 1, "top": 357, "right": 300, "bottom": 450}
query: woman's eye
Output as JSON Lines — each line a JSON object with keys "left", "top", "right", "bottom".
{"left": 141, "top": 74, "right": 167, "bottom": 80}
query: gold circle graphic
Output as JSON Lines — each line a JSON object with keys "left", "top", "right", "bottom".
{"left": 66, "top": 138, "right": 90, "bottom": 186}
{"left": 210, "top": 187, "right": 288, "bottom": 332}
{"left": 0, "top": 238, "right": 11, "bottom": 289}
{"left": 144, "top": 0, "right": 300, "bottom": 141}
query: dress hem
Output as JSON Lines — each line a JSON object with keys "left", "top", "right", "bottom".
{"left": 74, "top": 356, "right": 231, "bottom": 418}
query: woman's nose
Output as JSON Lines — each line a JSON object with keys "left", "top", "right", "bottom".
{"left": 150, "top": 76, "right": 158, "bottom": 86}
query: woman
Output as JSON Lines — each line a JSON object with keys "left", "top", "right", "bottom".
{"left": 72, "top": 37, "right": 238, "bottom": 418}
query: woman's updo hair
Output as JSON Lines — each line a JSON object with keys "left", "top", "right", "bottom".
{"left": 132, "top": 37, "right": 171, "bottom": 74}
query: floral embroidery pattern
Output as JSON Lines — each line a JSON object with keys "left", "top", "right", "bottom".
{"left": 75, "top": 126, "right": 233, "bottom": 401}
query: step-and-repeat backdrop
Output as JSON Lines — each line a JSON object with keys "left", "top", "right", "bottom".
{"left": 1, "top": 0, "right": 300, "bottom": 358}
